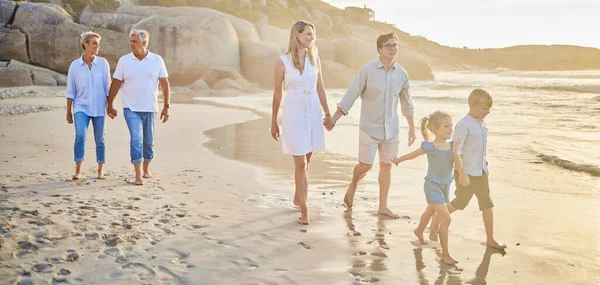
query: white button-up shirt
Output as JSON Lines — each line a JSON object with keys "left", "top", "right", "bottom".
{"left": 113, "top": 51, "right": 168, "bottom": 112}
{"left": 453, "top": 115, "right": 488, "bottom": 176}
{"left": 337, "top": 58, "right": 414, "bottom": 140}
{"left": 65, "top": 55, "right": 111, "bottom": 117}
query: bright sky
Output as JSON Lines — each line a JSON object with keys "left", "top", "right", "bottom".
{"left": 324, "top": 0, "right": 600, "bottom": 49}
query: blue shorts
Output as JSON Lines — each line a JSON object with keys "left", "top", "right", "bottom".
{"left": 424, "top": 180, "right": 450, "bottom": 205}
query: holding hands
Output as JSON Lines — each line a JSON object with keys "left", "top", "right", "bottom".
{"left": 107, "top": 105, "right": 117, "bottom": 119}
{"left": 323, "top": 115, "right": 335, "bottom": 131}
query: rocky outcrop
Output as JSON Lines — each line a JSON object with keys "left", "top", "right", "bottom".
{"left": 332, "top": 38, "right": 434, "bottom": 81}
{"left": 0, "top": 0, "right": 16, "bottom": 27}
{"left": 116, "top": 6, "right": 260, "bottom": 41}
{"left": 315, "top": 38, "right": 333, "bottom": 61}
{"left": 11, "top": 2, "right": 128, "bottom": 75}
{"left": 311, "top": 9, "right": 333, "bottom": 34}
{"left": 332, "top": 38, "right": 376, "bottom": 70}
{"left": 213, "top": 78, "right": 243, "bottom": 91}
{"left": 0, "top": 28, "right": 28, "bottom": 63}
{"left": 80, "top": 12, "right": 144, "bottom": 34}
{"left": 240, "top": 39, "right": 281, "bottom": 89}
{"left": 189, "top": 79, "right": 210, "bottom": 91}
{"left": 131, "top": 15, "right": 240, "bottom": 85}
{"left": 32, "top": 70, "right": 57, "bottom": 86}
{"left": 320, "top": 60, "right": 354, "bottom": 89}
{"left": 8, "top": 60, "right": 67, "bottom": 86}
{"left": 256, "top": 23, "right": 289, "bottom": 52}
{"left": 201, "top": 66, "right": 244, "bottom": 88}
{"left": 0, "top": 68, "right": 33, "bottom": 87}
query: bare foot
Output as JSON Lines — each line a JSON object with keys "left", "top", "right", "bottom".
{"left": 377, "top": 207, "right": 399, "bottom": 219}
{"left": 414, "top": 229, "right": 426, "bottom": 245}
{"left": 343, "top": 191, "right": 354, "bottom": 209}
{"left": 298, "top": 205, "right": 310, "bottom": 225}
{"left": 97, "top": 170, "right": 105, "bottom": 180}
{"left": 441, "top": 255, "right": 458, "bottom": 265}
{"left": 142, "top": 172, "right": 152, "bottom": 179}
{"left": 486, "top": 240, "right": 507, "bottom": 249}
{"left": 72, "top": 173, "right": 82, "bottom": 180}
{"left": 429, "top": 231, "right": 439, "bottom": 242}
{"left": 134, "top": 177, "right": 144, "bottom": 185}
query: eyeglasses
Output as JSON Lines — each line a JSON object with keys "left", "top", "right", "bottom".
{"left": 382, "top": 43, "right": 398, "bottom": 50}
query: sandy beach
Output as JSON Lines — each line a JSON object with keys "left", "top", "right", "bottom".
{"left": 0, "top": 86, "right": 599, "bottom": 285}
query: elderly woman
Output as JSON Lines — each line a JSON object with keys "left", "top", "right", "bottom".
{"left": 65, "top": 31, "right": 111, "bottom": 180}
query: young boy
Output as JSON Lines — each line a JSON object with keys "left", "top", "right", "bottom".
{"left": 430, "top": 88, "right": 506, "bottom": 250}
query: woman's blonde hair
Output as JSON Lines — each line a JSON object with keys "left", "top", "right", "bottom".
{"left": 80, "top": 31, "right": 101, "bottom": 50}
{"left": 286, "top": 20, "right": 316, "bottom": 75}
{"left": 420, "top": 110, "right": 452, "bottom": 141}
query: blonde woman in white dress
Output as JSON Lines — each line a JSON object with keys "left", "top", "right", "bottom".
{"left": 270, "top": 20, "right": 334, "bottom": 225}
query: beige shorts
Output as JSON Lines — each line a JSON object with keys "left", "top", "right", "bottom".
{"left": 358, "top": 129, "right": 399, "bottom": 165}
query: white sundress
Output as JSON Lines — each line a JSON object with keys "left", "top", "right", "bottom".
{"left": 280, "top": 55, "right": 325, "bottom": 156}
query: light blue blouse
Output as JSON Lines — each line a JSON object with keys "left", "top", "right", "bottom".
{"left": 65, "top": 55, "right": 111, "bottom": 117}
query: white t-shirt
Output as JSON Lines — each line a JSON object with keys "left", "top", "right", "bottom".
{"left": 113, "top": 51, "right": 168, "bottom": 112}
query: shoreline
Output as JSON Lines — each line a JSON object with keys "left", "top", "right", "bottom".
{"left": 0, "top": 87, "right": 599, "bottom": 284}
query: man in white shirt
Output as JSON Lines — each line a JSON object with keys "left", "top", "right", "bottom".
{"left": 107, "top": 29, "right": 171, "bottom": 185}
{"left": 331, "top": 32, "right": 416, "bottom": 218}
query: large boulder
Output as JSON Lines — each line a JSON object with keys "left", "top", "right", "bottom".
{"left": 332, "top": 38, "right": 376, "bottom": 70}
{"left": 11, "top": 2, "right": 128, "bottom": 75}
{"left": 116, "top": 6, "right": 260, "bottom": 41}
{"left": 201, "top": 66, "right": 244, "bottom": 88}
{"left": 240, "top": 39, "right": 281, "bottom": 88}
{"left": 396, "top": 52, "right": 435, "bottom": 81}
{"left": 0, "top": 0, "right": 16, "bottom": 27}
{"left": 80, "top": 12, "right": 144, "bottom": 34}
{"left": 189, "top": 79, "right": 210, "bottom": 91}
{"left": 332, "top": 38, "right": 434, "bottom": 81}
{"left": 315, "top": 38, "right": 333, "bottom": 61}
{"left": 90, "top": 27, "right": 131, "bottom": 71}
{"left": 0, "top": 68, "right": 33, "bottom": 87}
{"left": 320, "top": 60, "right": 355, "bottom": 89}
{"left": 311, "top": 9, "right": 333, "bottom": 34}
{"left": 8, "top": 60, "right": 67, "bottom": 86}
{"left": 213, "top": 78, "right": 243, "bottom": 91}
{"left": 32, "top": 70, "right": 57, "bottom": 86}
{"left": 131, "top": 15, "right": 240, "bottom": 85}
{"left": 256, "top": 23, "right": 288, "bottom": 52}
{"left": 297, "top": 6, "right": 312, "bottom": 22}
{"left": 0, "top": 28, "right": 29, "bottom": 63}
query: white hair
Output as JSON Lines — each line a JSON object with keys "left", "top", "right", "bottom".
{"left": 80, "top": 31, "right": 101, "bottom": 50}
{"left": 129, "top": 29, "right": 149, "bottom": 44}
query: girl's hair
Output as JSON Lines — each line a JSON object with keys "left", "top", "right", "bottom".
{"left": 420, "top": 110, "right": 452, "bottom": 141}
{"left": 286, "top": 20, "right": 316, "bottom": 75}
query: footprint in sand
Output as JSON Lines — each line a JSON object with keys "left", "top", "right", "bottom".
{"left": 32, "top": 263, "right": 55, "bottom": 273}
{"left": 122, "top": 262, "right": 156, "bottom": 279}
{"left": 349, "top": 272, "right": 380, "bottom": 284}
{"left": 297, "top": 242, "right": 311, "bottom": 249}
{"left": 64, "top": 250, "right": 80, "bottom": 262}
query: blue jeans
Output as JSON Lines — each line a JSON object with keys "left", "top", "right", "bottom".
{"left": 74, "top": 112, "right": 106, "bottom": 163}
{"left": 124, "top": 108, "right": 155, "bottom": 164}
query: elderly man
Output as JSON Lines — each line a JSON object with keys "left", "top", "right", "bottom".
{"left": 331, "top": 32, "right": 416, "bottom": 218}
{"left": 107, "top": 29, "right": 170, "bottom": 185}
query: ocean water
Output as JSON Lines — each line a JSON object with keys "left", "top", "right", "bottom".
{"left": 200, "top": 70, "right": 600, "bottom": 284}
{"left": 202, "top": 70, "right": 600, "bottom": 197}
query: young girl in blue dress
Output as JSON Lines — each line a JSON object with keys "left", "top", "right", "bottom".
{"left": 392, "top": 110, "right": 463, "bottom": 265}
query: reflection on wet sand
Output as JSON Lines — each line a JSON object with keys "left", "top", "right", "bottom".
{"left": 413, "top": 244, "right": 506, "bottom": 285}
{"left": 204, "top": 117, "right": 372, "bottom": 191}
{"left": 344, "top": 209, "right": 390, "bottom": 283}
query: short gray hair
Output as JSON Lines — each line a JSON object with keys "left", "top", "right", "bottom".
{"left": 129, "top": 29, "right": 149, "bottom": 44}
{"left": 80, "top": 31, "right": 101, "bottom": 50}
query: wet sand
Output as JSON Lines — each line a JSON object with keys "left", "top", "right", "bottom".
{"left": 0, "top": 86, "right": 599, "bottom": 284}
